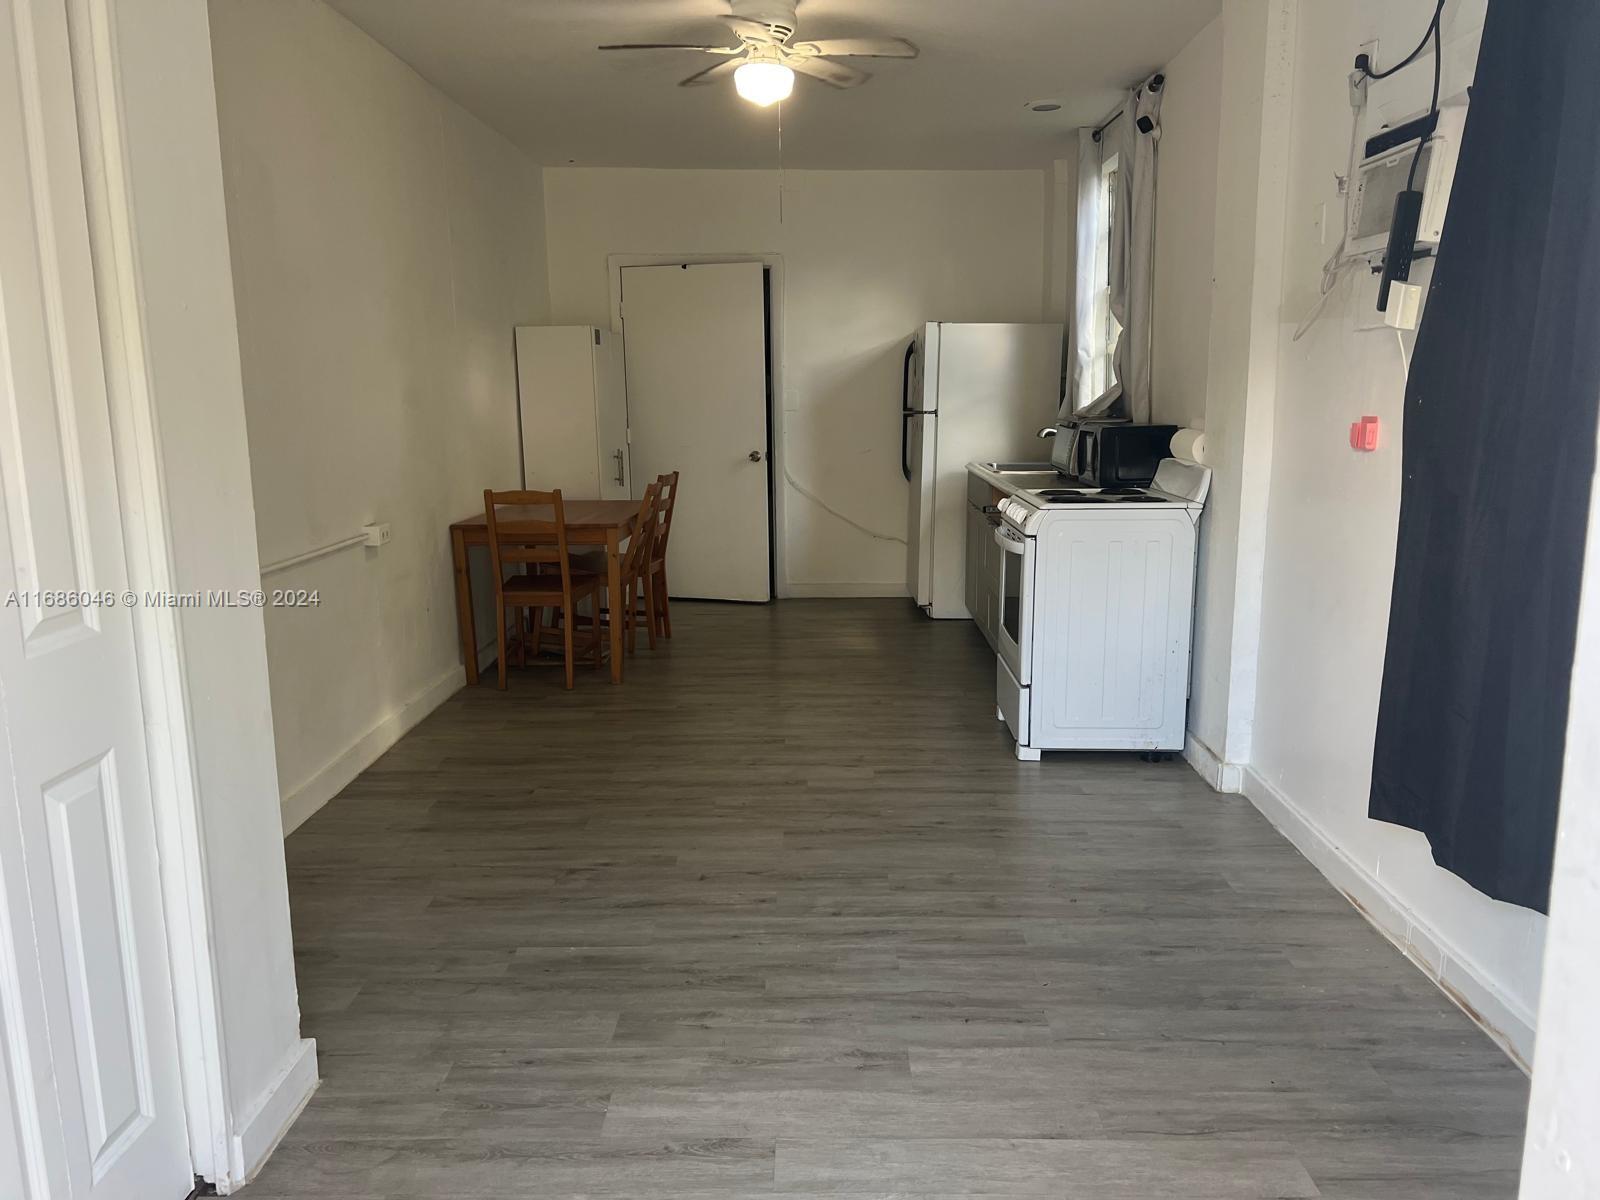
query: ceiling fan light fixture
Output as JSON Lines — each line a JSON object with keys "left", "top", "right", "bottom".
{"left": 734, "top": 59, "right": 795, "bottom": 106}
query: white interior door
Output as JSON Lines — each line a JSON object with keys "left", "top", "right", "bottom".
{"left": 0, "top": 2, "right": 192, "bottom": 1196}
{"left": 621, "top": 262, "right": 770, "bottom": 602}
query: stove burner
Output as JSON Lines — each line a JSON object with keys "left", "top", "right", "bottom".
{"left": 1033, "top": 489, "right": 1168, "bottom": 505}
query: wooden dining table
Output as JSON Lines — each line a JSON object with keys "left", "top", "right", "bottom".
{"left": 450, "top": 499, "right": 639, "bottom": 685}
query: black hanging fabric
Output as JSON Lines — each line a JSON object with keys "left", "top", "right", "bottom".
{"left": 1369, "top": 0, "right": 1600, "bottom": 913}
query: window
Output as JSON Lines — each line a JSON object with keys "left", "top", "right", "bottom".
{"left": 1081, "top": 152, "right": 1122, "bottom": 409}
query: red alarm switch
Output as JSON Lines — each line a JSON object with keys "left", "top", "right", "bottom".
{"left": 1349, "top": 416, "right": 1380, "bottom": 451}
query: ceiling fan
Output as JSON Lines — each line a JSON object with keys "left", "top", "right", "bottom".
{"left": 598, "top": 0, "right": 918, "bottom": 107}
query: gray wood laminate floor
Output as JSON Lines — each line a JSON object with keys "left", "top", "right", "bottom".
{"left": 250, "top": 600, "right": 1528, "bottom": 1199}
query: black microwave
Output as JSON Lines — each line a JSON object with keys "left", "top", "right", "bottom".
{"left": 1059, "top": 422, "right": 1178, "bottom": 488}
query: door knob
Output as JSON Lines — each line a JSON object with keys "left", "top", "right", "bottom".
{"left": 748, "top": 450, "right": 763, "bottom": 462}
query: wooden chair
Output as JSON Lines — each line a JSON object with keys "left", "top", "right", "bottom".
{"left": 617, "top": 481, "right": 663, "bottom": 660}
{"left": 483, "top": 488, "right": 602, "bottom": 690}
{"left": 606, "top": 472, "right": 680, "bottom": 640}
{"left": 649, "top": 471, "right": 680, "bottom": 639}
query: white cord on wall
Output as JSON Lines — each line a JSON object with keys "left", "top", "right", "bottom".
{"left": 1396, "top": 328, "right": 1413, "bottom": 378}
{"left": 783, "top": 466, "right": 907, "bottom": 545}
{"left": 260, "top": 532, "right": 368, "bottom": 576}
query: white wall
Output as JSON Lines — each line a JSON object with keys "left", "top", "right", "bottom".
{"left": 1044, "top": 158, "right": 1076, "bottom": 326}
{"left": 208, "top": 0, "right": 549, "bottom": 831}
{"left": 542, "top": 167, "right": 1048, "bottom": 595}
{"left": 1520, "top": 410, "right": 1600, "bottom": 1194}
{"left": 1151, "top": 14, "right": 1223, "bottom": 431}
{"left": 1184, "top": 0, "right": 1292, "bottom": 779}
{"left": 85, "top": 0, "right": 311, "bottom": 1182}
{"left": 1184, "top": 0, "right": 1547, "bottom": 1062}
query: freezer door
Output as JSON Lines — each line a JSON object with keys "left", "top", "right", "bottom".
{"left": 905, "top": 412, "right": 937, "bottom": 607}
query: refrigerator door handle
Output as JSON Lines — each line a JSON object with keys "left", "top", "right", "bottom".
{"left": 901, "top": 340, "right": 918, "bottom": 481}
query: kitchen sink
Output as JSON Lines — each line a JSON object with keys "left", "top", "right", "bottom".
{"left": 983, "top": 461, "right": 1059, "bottom": 474}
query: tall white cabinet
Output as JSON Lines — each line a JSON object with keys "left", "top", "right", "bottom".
{"left": 515, "top": 326, "right": 631, "bottom": 500}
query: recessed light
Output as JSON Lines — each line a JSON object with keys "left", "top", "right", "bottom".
{"left": 1027, "top": 99, "right": 1063, "bottom": 113}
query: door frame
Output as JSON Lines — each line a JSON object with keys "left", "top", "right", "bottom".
{"left": 52, "top": 0, "right": 256, "bottom": 1188}
{"left": 606, "top": 253, "right": 789, "bottom": 598}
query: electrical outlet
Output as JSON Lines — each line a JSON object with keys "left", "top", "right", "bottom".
{"left": 362, "top": 523, "right": 391, "bottom": 548}
{"left": 1350, "top": 38, "right": 1378, "bottom": 110}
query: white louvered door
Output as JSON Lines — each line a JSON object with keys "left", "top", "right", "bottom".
{"left": 0, "top": 1, "right": 191, "bottom": 1196}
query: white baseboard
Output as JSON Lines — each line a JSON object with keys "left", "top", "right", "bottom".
{"left": 279, "top": 656, "right": 475, "bottom": 834}
{"left": 780, "top": 582, "right": 910, "bottom": 599}
{"left": 1183, "top": 731, "right": 1244, "bottom": 793}
{"left": 1237, "top": 765, "right": 1536, "bottom": 1070}
{"left": 223, "top": 1036, "right": 317, "bottom": 1191}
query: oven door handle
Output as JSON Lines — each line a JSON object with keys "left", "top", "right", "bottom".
{"left": 995, "top": 526, "right": 1027, "bottom": 554}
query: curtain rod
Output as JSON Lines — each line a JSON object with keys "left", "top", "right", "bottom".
{"left": 1091, "top": 73, "right": 1164, "bottom": 142}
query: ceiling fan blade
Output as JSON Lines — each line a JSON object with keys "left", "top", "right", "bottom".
{"left": 790, "top": 37, "right": 918, "bottom": 59}
{"left": 787, "top": 55, "right": 870, "bottom": 88}
{"left": 598, "top": 43, "right": 736, "bottom": 52}
{"left": 678, "top": 57, "right": 744, "bottom": 87}
{"left": 719, "top": 15, "right": 782, "bottom": 42}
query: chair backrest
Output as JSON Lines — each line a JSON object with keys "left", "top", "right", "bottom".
{"left": 652, "top": 471, "right": 680, "bottom": 562}
{"left": 484, "top": 488, "right": 572, "bottom": 593}
{"left": 622, "top": 481, "right": 662, "bottom": 582}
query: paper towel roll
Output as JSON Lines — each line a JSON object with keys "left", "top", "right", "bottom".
{"left": 1171, "top": 428, "right": 1209, "bottom": 466}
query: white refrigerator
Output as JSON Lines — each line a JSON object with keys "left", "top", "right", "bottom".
{"left": 903, "top": 322, "right": 1064, "bottom": 618}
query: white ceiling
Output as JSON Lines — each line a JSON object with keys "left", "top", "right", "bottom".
{"left": 323, "top": 0, "right": 1222, "bottom": 170}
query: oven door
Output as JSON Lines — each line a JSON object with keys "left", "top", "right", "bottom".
{"left": 994, "top": 521, "right": 1034, "bottom": 686}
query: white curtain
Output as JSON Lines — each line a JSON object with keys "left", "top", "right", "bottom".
{"left": 1070, "top": 74, "right": 1164, "bottom": 422}
{"left": 1105, "top": 75, "right": 1164, "bottom": 423}
{"left": 1068, "top": 128, "right": 1103, "bottom": 413}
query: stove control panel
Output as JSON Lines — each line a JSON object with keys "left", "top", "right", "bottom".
{"left": 998, "top": 498, "right": 1035, "bottom": 528}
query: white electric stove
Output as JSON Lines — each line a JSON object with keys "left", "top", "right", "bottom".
{"left": 993, "top": 460, "right": 1212, "bottom": 761}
